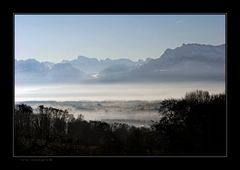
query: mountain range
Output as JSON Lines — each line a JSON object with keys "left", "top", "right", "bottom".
{"left": 15, "top": 43, "right": 225, "bottom": 84}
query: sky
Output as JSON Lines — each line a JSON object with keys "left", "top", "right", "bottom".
{"left": 15, "top": 15, "right": 225, "bottom": 63}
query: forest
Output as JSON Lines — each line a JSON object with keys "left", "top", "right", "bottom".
{"left": 14, "top": 90, "right": 226, "bottom": 156}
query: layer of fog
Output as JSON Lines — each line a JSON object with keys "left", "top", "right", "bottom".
{"left": 15, "top": 82, "right": 225, "bottom": 102}
{"left": 18, "top": 100, "right": 161, "bottom": 127}
{"left": 15, "top": 82, "right": 225, "bottom": 127}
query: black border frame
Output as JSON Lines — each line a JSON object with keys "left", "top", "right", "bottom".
{"left": 1, "top": 0, "right": 238, "bottom": 167}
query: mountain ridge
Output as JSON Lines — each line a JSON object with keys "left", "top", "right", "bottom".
{"left": 15, "top": 43, "right": 225, "bottom": 84}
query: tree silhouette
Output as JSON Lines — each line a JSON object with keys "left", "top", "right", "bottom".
{"left": 153, "top": 90, "right": 226, "bottom": 155}
{"left": 14, "top": 90, "right": 226, "bottom": 156}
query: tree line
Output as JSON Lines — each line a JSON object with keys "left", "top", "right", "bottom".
{"left": 14, "top": 90, "right": 226, "bottom": 156}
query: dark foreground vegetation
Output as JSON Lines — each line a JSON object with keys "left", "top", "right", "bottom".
{"left": 14, "top": 90, "right": 226, "bottom": 156}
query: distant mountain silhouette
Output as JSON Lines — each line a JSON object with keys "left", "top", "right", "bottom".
{"left": 69, "top": 56, "right": 141, "bottom": 74}
{"left": 47, "top": 63, "right": 87, "bottom": 83}
{"left": 15, "top": 43, "right": 225, "bottom": 84}
{"left": 137, "top": 43, "right": 224, "bottom": 70}
{"left": 129, "top": 43, "right": 225, "bottom": 82}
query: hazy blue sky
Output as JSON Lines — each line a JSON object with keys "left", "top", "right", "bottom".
{"left": 15, "top": 15, "right": 225, "bottom": 63}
